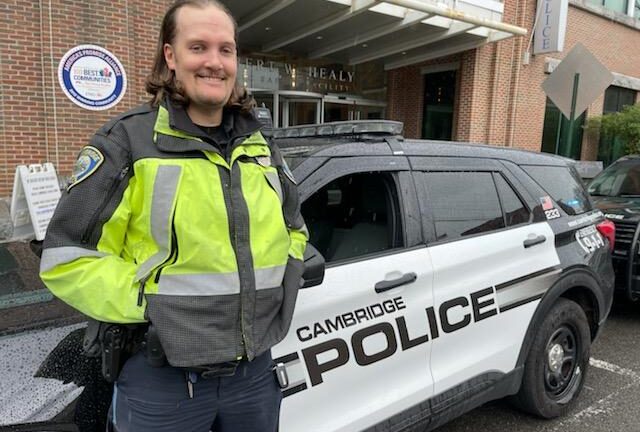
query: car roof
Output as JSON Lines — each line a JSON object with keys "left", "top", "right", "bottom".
{"left": 274, "top": 120, "right": 571, "bottom": 167}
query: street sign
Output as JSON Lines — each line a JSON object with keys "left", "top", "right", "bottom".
{"left": 541, "top": 43, "right": 613, "bottom": 120}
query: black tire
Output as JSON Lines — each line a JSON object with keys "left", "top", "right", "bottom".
{"left": 514, "top": 298, "right": 591, "bottom": 418}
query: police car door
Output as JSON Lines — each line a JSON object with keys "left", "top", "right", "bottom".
{"left": 273, "top": 155, "right": 435, "bottom": 432}
{"left": 411, "top": 157, "right": 560, "bottom": 404}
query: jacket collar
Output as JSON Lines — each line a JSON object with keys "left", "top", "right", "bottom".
{"left": 160, "top": 97, "right": 263, "bottom": 145}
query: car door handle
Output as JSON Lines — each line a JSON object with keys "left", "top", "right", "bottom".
{"left": 523, "top": 235, "right": 546, "bottom": 248}
{"left": 375, "top": 272, "right": 417, "bottom": 293}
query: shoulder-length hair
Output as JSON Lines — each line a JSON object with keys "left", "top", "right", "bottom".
{"left": 145, "top": 0, "right": 254, "bottom": 112}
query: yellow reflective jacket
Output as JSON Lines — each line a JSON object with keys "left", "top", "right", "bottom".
{"left": 40, "top": 100, "right": 308, "bottom": 367}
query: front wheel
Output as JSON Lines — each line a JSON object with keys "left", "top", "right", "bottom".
{"left": 514, "top": 298, "right": 591, "bottom": 418}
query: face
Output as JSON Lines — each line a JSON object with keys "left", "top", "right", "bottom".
{"left": 164, "top": 4, "right": 237, "bottom": 125}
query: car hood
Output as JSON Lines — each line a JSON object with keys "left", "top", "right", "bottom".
{"left": 592, "top": 196, "right": 640, "bottom": 223}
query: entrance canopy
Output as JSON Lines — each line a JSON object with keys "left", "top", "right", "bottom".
{"left": 226, "top": 0, "right": 527, "bottom": 70}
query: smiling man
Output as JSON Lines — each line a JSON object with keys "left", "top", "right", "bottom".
{"left": 39, "top": 1, "right": 308, "bottom": 431}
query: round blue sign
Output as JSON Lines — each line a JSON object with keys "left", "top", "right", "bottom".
{"left": 58, "top": 45, "right": 127, "bottom": 111}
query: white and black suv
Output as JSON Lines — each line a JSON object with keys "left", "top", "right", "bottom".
{"left": 0, "top": 120, "right": 615, "bottom": 432}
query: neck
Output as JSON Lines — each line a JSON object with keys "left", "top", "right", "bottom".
{"left": 186, "top": 104, "right": 223, "bottom": 127}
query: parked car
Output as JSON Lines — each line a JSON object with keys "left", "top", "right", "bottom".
{"left": 0, "top": 120, "right": 615, "bottom": 432}
{"left": 588, "top": 155, "right": 640, "bottom": 301}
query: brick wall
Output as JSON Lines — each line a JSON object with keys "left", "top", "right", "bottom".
{"left": 387, "top": 0, "right": 640, "bottom": 158}
{"left": 2, "top": 0, "right": 640, "bottom": 198}
{"left": 0, "top": 0, "right": 171, "bottom": 197}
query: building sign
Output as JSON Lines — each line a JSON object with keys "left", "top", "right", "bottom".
{"left": 239, "top": 57, "right": 357, "bottom": 93}
{"left": 58, "top": 45, "right": 127, "bottom": 110}
{"left": 10, "top": 164, "right": 61, "bottom": 240}
{"left": 533, "top": 0, "right": 568, "bottom": 54}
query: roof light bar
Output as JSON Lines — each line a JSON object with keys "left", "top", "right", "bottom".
{"left": 273, "top": 120, "right": 403, "bottom": 138}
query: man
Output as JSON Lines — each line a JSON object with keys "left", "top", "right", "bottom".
{"left": 40, "top": 1, "right": 308, "bottom": 430}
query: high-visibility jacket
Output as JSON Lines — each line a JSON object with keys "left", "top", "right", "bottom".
{"left": 40, "top": 100, "right": 308, "bottom": 367}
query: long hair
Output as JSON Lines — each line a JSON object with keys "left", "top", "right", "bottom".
{"left": 145, "top": 0, "right": 254, "bottom": 112}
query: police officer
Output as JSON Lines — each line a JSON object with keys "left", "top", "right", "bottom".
{"left": 40, "top": 0, "right": 307, "bottom": 430}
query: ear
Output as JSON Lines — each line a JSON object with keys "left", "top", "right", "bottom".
{"left": 164, "top": 43, "right": 176, "bottom": 71}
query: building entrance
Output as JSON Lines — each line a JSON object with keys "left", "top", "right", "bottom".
{"left": 252, "top": 90, "right": 385, "bottom": 128}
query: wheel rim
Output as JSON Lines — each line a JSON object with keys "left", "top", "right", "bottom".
{"left": 544, "top": 324, "right": 582, "bottom": 402}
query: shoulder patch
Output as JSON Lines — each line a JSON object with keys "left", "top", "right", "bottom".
{"left": 67, "top": 146, "right": 104, "bottom": 191}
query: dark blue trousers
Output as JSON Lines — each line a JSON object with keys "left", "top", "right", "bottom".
{"left": 109, "top": 350, "right": 281, "bottom": 432}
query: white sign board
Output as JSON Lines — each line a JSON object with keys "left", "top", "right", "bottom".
{"left": 533, "top": 0, "right": 568, "bottom": 54}
{"left": 10, "top": 164, "right": 61, "bottom": 240}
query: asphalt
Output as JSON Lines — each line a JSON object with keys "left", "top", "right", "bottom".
{"left": 436, "top": 295, "right": 640, "bottom": 432}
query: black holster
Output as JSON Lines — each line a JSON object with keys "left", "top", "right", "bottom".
{"left": 141, "top": 323, "right": 167, "bottom": 368}
{"left": 83, "top": 320, "right": 147, "bottom": 383}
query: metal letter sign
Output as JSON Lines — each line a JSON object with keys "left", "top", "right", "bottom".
{"left": 533, "top": 0, "right": 568, "bottom": 54}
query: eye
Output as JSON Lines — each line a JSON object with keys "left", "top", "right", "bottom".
{"left": 190, "top": 44, "right": 204, "bottom": 52}
{"left": 221, "top": 45, "right": 236, "bottom": 55}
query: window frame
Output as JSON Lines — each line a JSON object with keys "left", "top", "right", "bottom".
{"left": 297, "top": 156, "right": 420, "bottom": 268}
{"left": 412, "top": 165, "right": 533, "bottom": 246}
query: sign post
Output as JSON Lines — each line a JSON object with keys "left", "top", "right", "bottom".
{"left": 542, "top": 43, "right": 614, "bottom": 158}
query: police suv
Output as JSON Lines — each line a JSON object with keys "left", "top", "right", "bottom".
{"left": 0, "top": 120, "right": 615, "bottom": 432}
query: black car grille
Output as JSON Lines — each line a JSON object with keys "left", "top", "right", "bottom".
{"left": 612, "top": 220, "right": 638, "bottom": 258}
{"left": 610, "top": 219, "right": 640, "bottom": 294}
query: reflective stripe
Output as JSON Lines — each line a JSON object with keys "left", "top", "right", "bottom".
{"left": 263, "top": 170, "right": 284, "bottom": 204}
{"left": 157, "top": 272, "right": 241, "bottom": 296}
{"left": 40, "top": 246, "right": 108, "bottom": 273}
{"left": 135, "top": 165, "right": 181, "bottom": 280}
{"left": 154, "top": 265, "right": 286, "bottom": 296}
{"left": 255, "top": 265, "right": 286, "bottom": 290}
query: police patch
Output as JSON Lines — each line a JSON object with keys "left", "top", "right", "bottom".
{"left": 67, "top": 146, "right": 104, "bottom": 191}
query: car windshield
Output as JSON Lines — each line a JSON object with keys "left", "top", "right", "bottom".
{"left": 588, "top": 160, "right": 640, "bottom": 197}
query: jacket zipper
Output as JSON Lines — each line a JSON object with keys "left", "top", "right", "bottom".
{"left": 81, "top": 165, "right": 130, "bottom": 244}
{"left": 227, "top": 137, "right": 250, "bottom": 359}
{"left": 137, "top": 212, "right": 179, "bottom": 306}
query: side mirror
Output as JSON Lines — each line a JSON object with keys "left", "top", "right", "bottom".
{"left": 302, "top": 244, "right": 325, "bottom": 288}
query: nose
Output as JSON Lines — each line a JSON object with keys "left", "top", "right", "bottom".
{"left": 204, "top": 50, "right": 223, "bottom": 70}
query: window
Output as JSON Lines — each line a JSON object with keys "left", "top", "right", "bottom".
{"left": 0, "top": 242, "right": 80, "bottom": 335}
{"left": 598, "top": 86, "right": 638, "bottom": 167}
{"left": 522, "top": 165, "right": 592, "bottom": 215}
{"left": 494, "top": 175, "right": 531, "bottom": 226}
{"left": 588, "top": 159, "right": 640, "bottom": 197}
{"left": 541, "top": 97, "right": 585, "bottom": 160}
{"left": 422, "top": 172, "right": 514, "bottom": 242}
{"left": 301, "top": 172, "right": 402, "bottom": 262}
{"left": 586, "top": 0, "right": 628, "bottom": 13}
{"left": 422, "top": 70, "right": 457, "bottom": 140}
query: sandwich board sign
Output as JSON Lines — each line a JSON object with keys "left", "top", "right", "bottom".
{"left": 10, "top": 164, "right": 61, "bottom": 240}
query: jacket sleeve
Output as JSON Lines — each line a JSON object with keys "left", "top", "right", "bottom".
{"left": 39, "top": 127, "right": 145, "bottom": 324}
{"left": 270, "top": 142, "right": 308, "bottom": 261}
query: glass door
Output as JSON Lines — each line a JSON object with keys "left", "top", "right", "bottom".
{"left": 323, "top": 96, "right": 386, "bottom": 122}
{"left": 279, "top": 92, "right": 322, "bottom": 127}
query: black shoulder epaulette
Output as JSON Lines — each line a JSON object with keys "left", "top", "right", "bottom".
{"left": 102, "top": 104, "right": 155, "bottom": 134}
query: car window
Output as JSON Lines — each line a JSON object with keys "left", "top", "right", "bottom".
{"left": 494, "top": 174, "right": 531, "bottom": 226}
{"left": 301, "top": 172, "right": 403, "bottom": 262}
{"left": 0, "top": 242, "right": 81, "bottom": 336}
{"left": 422, "top": 172, "right": 505, "bottom": 241}
{"left": 522, "top": 165, "right": 591, "bottom": 215}
{"left": 588, "top": 160, "right": 640, "bottom": 197}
